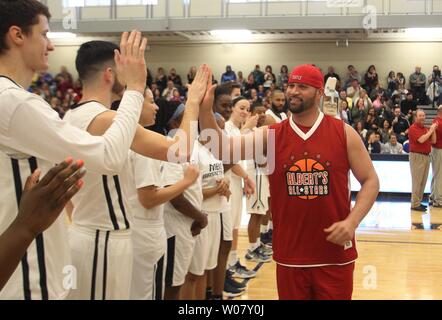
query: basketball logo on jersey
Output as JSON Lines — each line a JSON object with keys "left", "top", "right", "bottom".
{"left": 285, "top": 157, "right": 329, "bottom": 199}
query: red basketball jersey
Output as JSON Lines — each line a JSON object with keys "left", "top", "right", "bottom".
{"left": 268, "top": 113, "right": 357, "bottom": 266}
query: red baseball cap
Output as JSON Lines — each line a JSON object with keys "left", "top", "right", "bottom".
{"left": 288, "top": 64, "right": 324, "bottom": 89}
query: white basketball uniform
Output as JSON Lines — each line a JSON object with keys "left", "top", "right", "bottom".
{"left": 64, "top": 101, "right": 134, "bottom": 300}
{"left": 189, "top": 143, "right": 226, "bottom": 276}
{"left": 224, "top": 120, "right": 245, "bottom": 229}
{"left": 163, "top": 141, "right": 203, "bottom": 287}
{"left": 128, "top": 154, "right": 167, "bottom": 300}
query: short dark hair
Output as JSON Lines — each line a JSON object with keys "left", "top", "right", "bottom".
{"left": 0, "top": 0, "right": 51, "bottom": 55}
{"left": 215, "top": 82, "right": 234, "bottom": 101}
{"left": 75, "top": 40, "right": 119, "bottom": 82}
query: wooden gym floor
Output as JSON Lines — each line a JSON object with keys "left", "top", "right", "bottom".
{"left": 235, "top": 201, "right": 442, "bottom": 300}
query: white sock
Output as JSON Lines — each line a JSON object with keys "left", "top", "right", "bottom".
{"left": 260, "top": 225, "right": 267, "bottom": 233}
{"left": 228, "top": 250, "right": 238, "bottom": 267}
{"left": 249, "top": 241, "right": 260, "bottom": 252}
{"left": 267, "top": 221, "right": 273, "bottom": 231}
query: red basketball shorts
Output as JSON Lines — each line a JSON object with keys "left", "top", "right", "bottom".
{"left": 276, "top": 262, "right": 355, "bottom": 300}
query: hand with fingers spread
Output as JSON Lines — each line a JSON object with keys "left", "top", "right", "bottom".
{"left": 324, "top": 219, "right": 357, "bottom": 246}
{"left": 0, "top": 158, "right": 86, "bottom": 290}
{"left": 16, "top": 158, "right": 87, "bottom": 238}
{"left": 114, "top": 30, "right": 148, "bottom": 94}
{"left": 187, "top": 64, "right": 211, "bottom": 105}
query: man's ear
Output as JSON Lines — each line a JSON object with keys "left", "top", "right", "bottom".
{"left": 7, "top": 26, "right": 25, "bottom": 47}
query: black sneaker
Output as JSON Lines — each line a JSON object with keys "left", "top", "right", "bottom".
{"left": 225, "top": 271, "right": 246, "bottom": 291}
{"left": 230, "top": 261, "right": 256, "bottom": 279}
{"left": 223, "top": 281, "right": 244, "bottom": 298}
{"left": 411, "top": 205, "right": 427, "bottom": 212}
{"left": 420, "top": 203, "right": 428, "bottom": 208}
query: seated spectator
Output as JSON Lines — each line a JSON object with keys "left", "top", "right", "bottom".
{"left": 365, "top": 131, "right": 382, "bottom": 154}
{"left": 379, "top": 119, "right": 393, "bottom": 144}
{"left": 347, "top": 79, "right": 362, "bottom": 101}
{"left": 392, "top": 106, "right": 410, "bottom": 143}
{"left": 364, "top": 65, "right": 378, "bottom": 91}
{"left": 162, "top": 80, "right": 175, "bottom": 101}
{"left": 153, "top": 88, "right": 161, "bottom": 102}
{"left": 244, "top": 72, "right": 257, "bottom": 94}
{"left": 249, "top": 88, "right": 262, "bottom": 105}
{"left": 237, "top": 71, "right": 246, "bottom": 91}
{"left": 338, "top": 89, "right": 353, "bottom": 109}
{"left": 155, "top": 67, "right": 168, "bottom": 92}
{"left": 221, "top": 65, "right": 237, "bottom": 83}
{"left": 324, "top": 66, "right": 341, "bottom": 83}
{"left": 375, "top": 104, "right": 393, "bottom": 128}
{"left": 277, "top": 65, "right": 289, "bottom": 89}
{"left": 365, "top": 108, "right": 379, "bottom": 131}
{"left": 382, "top": 133, "right": 403, "bottom": 154}
{"left": 359, "top": 89, "right": 373, "bottom": 109}
{"left": 257, "top": 85, "right": 266, "bottom": 99}
{"left": 339, "top": 100, "right": 351, "bottom": 124}
{"left": 372, "top": 93, "right": 383, "bottom": 110}
{"left": 351, "top": 98, "right": 368, "bottom": 124}
{"left": 187, "top": 66, "right": 197, "bottom": 85}
{"left": 354, "top": 120, "right": 368, "bottom": 141}
{"left": 387, "top": 71, "right": 398, "bottom": 93}
{"left": 401, "top": 92, "right": 417, "bottom": 115}
{"left": 344, "top": 64, "right": 362, "bottom": 89}
{"left": 263, "top": 65, "right": 276, "bottom": 90}
{"left": 170, "top": 88, "right": 184, "bottom": 103}
{"left": 168, "top": 68, "right": 182, "bottom": 87}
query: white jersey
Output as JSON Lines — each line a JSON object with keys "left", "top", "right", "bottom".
{"left": 64, "top": 102, "right": 133, "bottom": 231}
{"left": 162, "top": 141, "right": 203, "bottom": 216}
{"left": 199, "top": 143, "right": 227, "bottom": 213}
{"left": 265, "top": 108, "right": 288, "bottom": 123}
{"left": 127, "top": 152, "right": 164, "bottom": 226}
{"left": 0, "top": 76, "right": 142, "bottom": 299}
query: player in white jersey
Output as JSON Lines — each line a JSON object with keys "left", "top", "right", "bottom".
{"left": 0, "top": 0, "right": 148, "bottom": 299}
{"left": 162, "top": 107, "right": 210, "bottom": 300}
{"left": 261, "top": 90, "right": 287, "bottom": 247}
{"left": 245, "top": 104, "right": 275, "bottom": 263}
{"left": 63, "top": 41, "right": 209, "bottom": 299}
{"left": 182, "top": 117, "right": 232, "bottom": 300}
{"left": 0, "top": 160, "right": 85, "bottom": 291}
{"left": 124, "top": 90, "right": 200, "bottom": 300}
{"left": 265, "top": 90, "right": 288, "bottom": 123}
{"left": 222, "top": 95, "right": 257, "bottom": 289}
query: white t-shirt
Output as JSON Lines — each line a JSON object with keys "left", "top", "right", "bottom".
{"left": 199, "top": 143, "right": 227, "bottom": 213}
{"left": 162, "top": 141, "right": 203, "bottom": 217}
{"left": 127, "top": 152, "right": 164, "bottom": 226}
{"left": 0, "top": 76, "right": 142, "bottom": 299}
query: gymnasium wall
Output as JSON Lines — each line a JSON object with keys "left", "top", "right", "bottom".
{"left": 49, "top": 41, "right": 442, "bottom": 85}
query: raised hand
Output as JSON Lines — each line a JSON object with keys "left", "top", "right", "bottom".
{"left": 114, "top": 30, "right": 148, "bottom": 94}
{"left": 187, "top": 64, "right": 210, "bottom": 104}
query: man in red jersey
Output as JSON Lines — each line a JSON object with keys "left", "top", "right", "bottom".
{"left": 198, "top": 64, "right": 379, "bottom": 300}
{"left": 430, "top": 105, "right": 442, "bottom": 207}
{"left": 408, "top": 109, "right": 437, "bottom": 212}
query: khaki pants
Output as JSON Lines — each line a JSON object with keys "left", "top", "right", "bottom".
{"left": 409, "top": 152, "right": 430, "bottom": 208}
{"left": 430, "top": 148, "right": 442, "bottom": 205}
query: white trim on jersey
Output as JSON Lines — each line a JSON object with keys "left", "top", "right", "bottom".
{"left": 289, "top": 111, "right": 324, "bottom": 141}
{"left": 265, "top": 108, "right": 288, "bottom": 123}
{"left": 276, "top": 259, "right": 356, "bottom": 268}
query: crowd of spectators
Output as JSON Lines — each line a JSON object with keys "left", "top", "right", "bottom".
{"left": 33, "top": 63, "right": 442, "bottom": 155}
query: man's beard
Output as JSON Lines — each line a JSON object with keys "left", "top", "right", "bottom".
{"left": 271, "top": 103, "right": 284, "bottom": 114}
{"left": 288, "top": 97, "right": 314, "bottom": 114}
